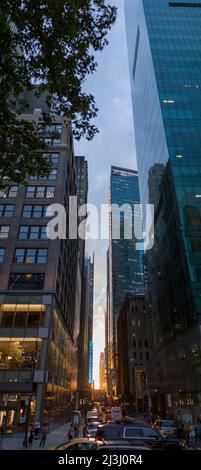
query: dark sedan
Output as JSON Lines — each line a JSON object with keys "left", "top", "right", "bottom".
{"left": 96, "top": 423, "right": 182, "bottom": 450}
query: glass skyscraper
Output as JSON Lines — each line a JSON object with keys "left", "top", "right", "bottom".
{"left": 125, "top": 0, "right": 201, "bottom": 412}
{"left": 108, "top": 166, "right": 144, "bottom": 380}
{"left": 85, "top": 255, "right": 94, "bottom": 386}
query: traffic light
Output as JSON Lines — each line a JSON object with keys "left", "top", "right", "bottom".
{"left": 19, "top": 400, "right": 26, "bottom": 416}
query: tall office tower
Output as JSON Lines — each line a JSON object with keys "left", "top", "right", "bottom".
{"left": 104, "top": 306, "right": 109, "bottom": 396}
{"left": 74, "top": 156, "right": 89, "bottom": 394}
{"left": 99, "top": 352, "right": 106, "bottom": 391}
{"left": 74, "top": 156, "right": 88, "bottom": 271}
{"left": 117, "top": 294, "right": 152, "bottom": 406}
{"left": 85, "top": 255, "right": 94, "bottom": 387}
{"left": 108, "top": 166, "right": 144, "bottom": 393}
{"left": 105, "top": 248, "right": 111, "bottom": 394}
{"left": 125, "top": 0, "right": 201, "bottom": 413}
{"left": 0, "top": 92, "right": 79, "bottom": 432}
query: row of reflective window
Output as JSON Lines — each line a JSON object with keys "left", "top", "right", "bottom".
{"left": 0, "top": 204, "right": 54, "bottom": 218}
{"left": 9, "top": 273, "right": 45, "bottom": 290}
{"left": 0, "top": 185, "right": 55, "bottom": 199}
{"left": 0, "top": 225, "right": 48, "bottom": 240}
{"left": 0, "top": 310, "right": 45, "bottom": 328}
{"left": 0, "top": 248, "right": 48, "bottom": 264}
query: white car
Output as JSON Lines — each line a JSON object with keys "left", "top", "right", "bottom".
{"left": 86, "top": 410, "right": 99, "bottom": 422}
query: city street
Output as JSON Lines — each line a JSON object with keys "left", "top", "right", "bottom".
{"left": 1, "top": 1, "right": 201, "bottom": 462}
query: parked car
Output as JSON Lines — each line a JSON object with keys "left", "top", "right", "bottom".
{"left": 153, "top": 419, "right": 178, "bottom": 438}
{"left": 50, "top": 438, "right": 152, "bottom": 451}
{"left": 86, "top": 410, "right": 99, "bottom": 422}
{"left": 96, "top": 423, "right": 182, "bottom": 450}
{"left": 96, "top": 440, "right": 152, "bottom": 451}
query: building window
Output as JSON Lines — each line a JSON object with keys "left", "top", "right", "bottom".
{"left": 14, "top": 248, "right": 48, "bottom": 264}
{"left": 185, "top": 208, "right": 201, "bottom": 226}
{"left": 0, "top": 225, "right": 9, "bottom": 239}
{"left": 9, "top": 186, "right": 18, "bottom": 198}
{"left": 139, "top": 339, "right": 142, "bottom": 348}
{"left": 29, "top": 169, "right": 58, "bottom": 181}
{"left": 43, "top": 137, "right": 61, "bottom": 147}
{"left": 22, "top": 205, "right": 52, "bottom": 218}
{"left": 146, "top": 352, "right": 149, "bottom": 360}
{"left": 38, "top": 123, "right": 62, "bottom": 134}
{"left": 27, "top": 312, "right": 41, "bottom": 327}
{"left": 42, "top": 152, "right": 60, "bottom": 164}
{"left": 0, "top": 248, "right": 5, "bottom": 263}
{"left": 169, "top": 2, "right": 201, "bottom": 7}
{"left": 0, "top": 205, "right": 14, "bottom": 217}
{"left": 0, "top": 186, "right": 18, "bottom": 198}
{"left": 25, "top": 186, "right": 35, "bottom": 198}
{"left": 140, "top": 352, "right": 143, "bottom": 360}
{"left": 0, "top": 304, "right": 46, "bottom": 329}
{"left": 26, "top": 186, "right": 55, "bottom": 199}
{"left": 9, "top": 273, "right": 45, "bottom": 290}
{"left": 18, "top": 226, "right": 48, "bottom": 240}
{"left": 0, "top": 311, "right": 14, "bottom": 327}
{"left": 145, "top": 340, "right": 148, "bottom": 348}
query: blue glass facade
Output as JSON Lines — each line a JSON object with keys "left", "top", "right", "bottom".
{"left": 109, "top": 166, "right": 144, "bottom": 369}
{"left": 125, "top": 0, "right": 201, "bottom": 410}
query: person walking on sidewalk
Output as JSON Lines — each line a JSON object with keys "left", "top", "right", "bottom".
{"left": 28, "top": 427, "right": 34, "bottom": 448}
{"left": 74, "top": 423, "right": 79, "bottom": 438}
{"left": 39, "top": 423, "right": 48, "bottom": 449}
{"left": 68, "top": 426, "right": 74, "bottom": 441}
{"left": 34, "top": 420, "right": 41, "bottom": 439}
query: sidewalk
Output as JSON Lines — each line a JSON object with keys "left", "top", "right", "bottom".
{"left": 0, "top": 422, "right": 81, "bottom": 450}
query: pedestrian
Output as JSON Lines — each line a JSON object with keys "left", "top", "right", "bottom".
{"left": 34, "top": 420, "right": 41, "bottom": 439}
{"left": 39, "top": 423, "right": 48, "bottom": 449}
{"left": 177, "top": 423, "right": 185, "bottom": 440}
{"left": 28, "top": 427, "right": 34, "bottom": 448}
{"left": 74, "top": 423, "right": 79, "bottom": 438}
{"left": 195, "top": 419, "right": 201, "bottom": 446}
{"left": 68, "top": 426, "right": 74, "bottom": 440}
{"left": 183, "top": 419, "right": 191, "bottom": 442}
{"left": 189, "top": 424, "right": 196, "bottom": 447}
{"left": 83, "top": 422, "right": 88, "bottom": 437}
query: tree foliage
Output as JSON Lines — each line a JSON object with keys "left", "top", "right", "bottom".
{"left": 0, "top": 0, "right": 116, "bottom": 184}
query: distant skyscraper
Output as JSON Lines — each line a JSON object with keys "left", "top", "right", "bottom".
{"left": 99, "top": 352, "right": 106, "bottom": 391}
{"left": 85, "top": 255, "right": 94, "bottom": 386}
{"left": 75, "top": 156, "right": 89, "bottom": 394}
{"left": 108, "top": 166, "right": 144, "bottom": 388}
{"left": 125, "top": 0, "right": 201, "bottom": 411}
{"left": 117, "top": 294, "right": 152, "bottom": 404}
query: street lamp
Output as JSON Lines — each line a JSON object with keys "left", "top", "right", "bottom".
{"left": 23, "top": 339, "right": 38, "bottom": 448}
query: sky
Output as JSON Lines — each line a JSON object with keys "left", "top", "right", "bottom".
{"left": 75, "top": 0, "right": 137, "bottom": 388}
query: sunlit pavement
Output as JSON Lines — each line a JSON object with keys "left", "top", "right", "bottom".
{"left": 0, "top": 422, "right": 84, "bottom": 450}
